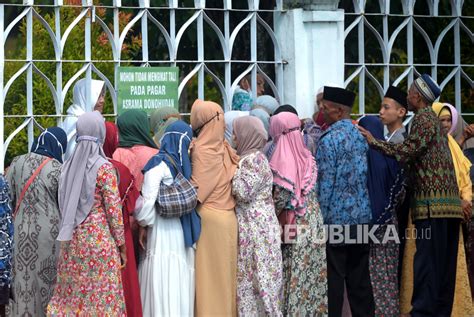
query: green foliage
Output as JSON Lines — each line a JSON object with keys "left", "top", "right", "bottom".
{"left": 4, "top": 6, "right": 140, "bottom": 166}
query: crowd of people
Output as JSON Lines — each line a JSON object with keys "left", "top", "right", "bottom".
{"left": 0, "top": 73, "right": 472, "bottom": 316}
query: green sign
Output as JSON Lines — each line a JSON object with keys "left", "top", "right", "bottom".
{"left": 117, "top": 67, "right": 179, "bottom": 115}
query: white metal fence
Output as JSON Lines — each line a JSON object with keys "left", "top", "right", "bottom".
{"left": 342, "top": 0, "right": 473, "bottom": 115}
{"left": 0, "top": 0, "right": 284, "bottom": 171}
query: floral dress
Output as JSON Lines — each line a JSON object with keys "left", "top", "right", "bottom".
{"left": 274, "top": 185, "right": 328, "bottom": 316}
{"left": 47, "top": 163, "right": 126, "bottom": 316}
{"left": 232, "top": 151, "right": 283, "bottom": 316}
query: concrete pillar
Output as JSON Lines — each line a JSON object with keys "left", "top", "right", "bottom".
{"left": 275, "top": 5, "right": 344, "bottom": 119}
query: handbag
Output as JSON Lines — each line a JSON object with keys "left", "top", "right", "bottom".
{"left": 156, "top": 155, "right": 198, "bottom": 218}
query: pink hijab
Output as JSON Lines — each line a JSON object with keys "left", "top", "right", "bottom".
{"left": 269, "top": 112, "right": 317, "bottom": 216}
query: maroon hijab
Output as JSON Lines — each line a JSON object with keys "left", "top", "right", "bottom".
{"left": 103, "top": 122, "right": 143, "bottom": 317}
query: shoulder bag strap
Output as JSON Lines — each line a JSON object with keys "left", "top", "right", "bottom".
{"left": 13, "top": 157, "right": 52, "bottom": 219}
{"left": 164, "top": 154, "right": 179, "bottom": 173}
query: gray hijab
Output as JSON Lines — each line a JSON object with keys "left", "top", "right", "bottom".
{"left": 57, "top": 111, "right": 108, "bottom": 241}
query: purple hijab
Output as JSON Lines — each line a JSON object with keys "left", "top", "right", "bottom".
{"left": 57, "top": 111, "right": 108, "bottom": 241}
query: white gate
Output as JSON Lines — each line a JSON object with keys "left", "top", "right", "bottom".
{"left": 342, "top": 0, "right": 473, "bottom": 115}
{"left": 0, "top": 0, "right": 285, "bottom": 171}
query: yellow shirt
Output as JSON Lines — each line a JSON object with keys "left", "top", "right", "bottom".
{"left": 447, "top": 134, "right": 472, "bottom": 202}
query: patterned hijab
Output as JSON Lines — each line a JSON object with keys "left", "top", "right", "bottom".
{"left": 117, "top": 109, "right": 157, "bottom": 149}
{"left": 233, "top": 116, "right": 268, "bottom": 157}
{"left": 190, "top": 99, "right": 239, "bottom": 209}
{"left": 58, "top": 111, "right": 108, "bottom": 241}
{"left": 232, "top": 89, "right": 253, "bottom": 111}
{"left": 31, "top": 127, "right": 68, "bottom": 163}
{"left": 269, "top": 112, "right": 317, "bottom": 216}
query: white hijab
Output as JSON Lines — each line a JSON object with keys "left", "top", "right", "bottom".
{"left": 62, "top": 79, "right": 105, "bottom": 160}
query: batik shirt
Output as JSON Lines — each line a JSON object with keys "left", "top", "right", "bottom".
{"left": 316, "top": 119, "right": 372, "bottom": 225}
{"left": 0, "top": 175, "right": 12, "bottom": 302}
{"left": 370, "top": 107, "right": 462, "bottom": 221}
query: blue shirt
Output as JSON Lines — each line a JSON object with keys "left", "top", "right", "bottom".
{"left": 316, "top": 119, "right": 372, "bottom": 225}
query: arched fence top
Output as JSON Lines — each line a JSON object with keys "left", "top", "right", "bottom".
{"left": 0, "top": 1, "right": 284, "bottom": 171}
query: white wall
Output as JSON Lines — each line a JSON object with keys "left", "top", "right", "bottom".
{"left": 275, "top": 8, "right": 345, "bottom": 119}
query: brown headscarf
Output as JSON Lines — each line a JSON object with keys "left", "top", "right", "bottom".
{"left": 233, "top": 116, "right": 267, "bottom": 157}
{"left": 190, "top": 99, "right": 239, "bottom": 209}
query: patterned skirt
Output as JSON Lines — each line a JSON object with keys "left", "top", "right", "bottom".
{"left": 369, "top": 224, "right": 399, "bottom": 316}
{"left": 281, "top": 195, "right": 328, "bottom": 316}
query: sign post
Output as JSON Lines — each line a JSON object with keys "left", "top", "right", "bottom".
{"left": 117, "top": 67, "right": 179, "bottom": 115}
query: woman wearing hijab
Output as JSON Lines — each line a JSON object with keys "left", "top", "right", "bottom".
{"left": 224, "top": 110, "right": 249, "bottom": 147}
{"left": 358, "top": 116, "right": 405, "bottom": 316}
{"left": 449, "top": 104, "right": 474, "bottom": 299}
{"left": 103, "top": 122, "right": 142, "bottom": 317}
{"left": 269, "top": 112, "right": 327, "bottom": 315}
{"left": 232, "top": 116, "right": 283, "bottom": 316}
{"left": 62, "top": 78, "right": 105, "bottom": 160}
{"left": 113, "top": 109, "right": 158, "bottom": 191}
{"left": 48, "top": 111, "right": 126, "bottom": 315}
{"left": 113, "top": 109, "right": 158, "bottom": 265}
{"left": 232, "top": 89, "right": 253, "bottom": 111}
{"left": 6, "top": 127, "right": 67, "bottom": 316}
{"left": 149, "top": 107, "right": 181, "bottom": 148}
{"left": 190, "top": 99, "right": 239, "bottom": 316}
{"left": 263, "top": 105, "right": 299, "bottom": 159}
{"left": 136, "top": 120, "right": 199, "bottom": 316}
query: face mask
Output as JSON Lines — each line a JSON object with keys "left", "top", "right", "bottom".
{"left": 192, "top": 112, "right": 220, "bottom": 137}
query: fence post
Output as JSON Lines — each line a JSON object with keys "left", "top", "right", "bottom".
{"left": 275, "top": 2, "right": 344, "bottom": 118}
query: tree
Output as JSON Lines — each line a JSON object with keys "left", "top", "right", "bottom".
{"left": 3, "top": 2, "right": 141, "bottom": 165}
